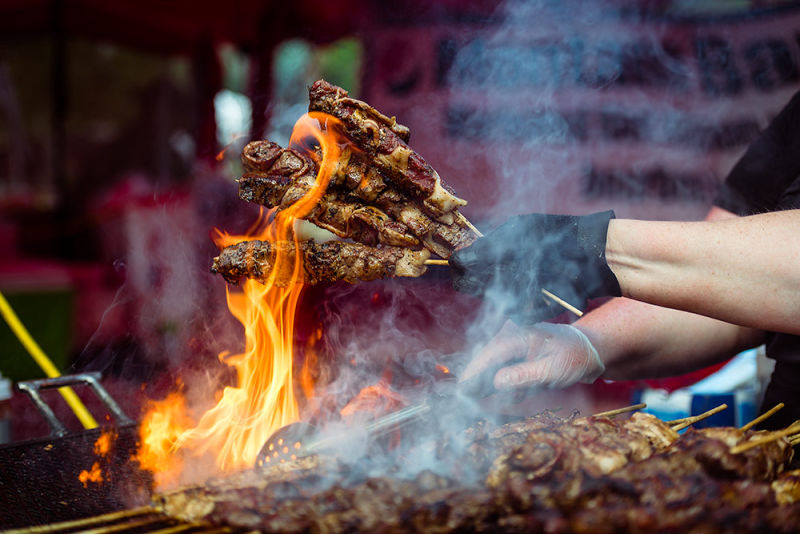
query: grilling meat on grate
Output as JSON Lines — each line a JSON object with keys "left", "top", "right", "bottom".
{"left": 486, "top": 412, "right": 679, "bottom": 490}
{"left": 239, "top": 141, "right": 476, "bottom": 257}
{"left": 308, "top": 79, "right": 467, "bottom": 218}
{"left": 157, "top": 412, "right": 800, "bottom": 532}
{"left": 211, "top": 239, "right": 430, "bottom": 286}
{"left": 489, "top": 422, "right": 798, "bottom": 531}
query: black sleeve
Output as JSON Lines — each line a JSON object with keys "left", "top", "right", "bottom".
{"left": 714, "top": 90, "right": 800, "bottom": 216}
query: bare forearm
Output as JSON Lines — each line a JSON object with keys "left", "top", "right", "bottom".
{"left": 575, "top": 297, "right": 764, "bottom": 381}
{"left": 606, "top": 209, "right": 800, "bottom": 334}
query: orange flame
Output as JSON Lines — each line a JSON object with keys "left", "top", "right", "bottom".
{"left": 137, "top": 113, "right": 345, "bottom": 487}
{"left": 94, "top": 428, "right": 116, "bottom": 456}
{"left": 77, "top": 428, "right": 117, "bottom": 487}
{"left": 135, "top": 392, "right": 195, "bottom": 488}
{"left": 78, "top": 462, "right": 103, "bottom": 487}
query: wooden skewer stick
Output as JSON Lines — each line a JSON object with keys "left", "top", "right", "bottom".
{"left": 540, "top": 288, "right": 584, "bottom": 317}
{"left": 592, "top": 403, "right": 647, "bottom": 418}
{"left": 456, "top": 211, "right": 484, "bottom": 238}
{"left": 147, "top": 523, "right": 219, "bottom": 534}
{"left": 671, "top": 404, "right": 728, "bottom": 431}
{"left": 79, "top": 517, "right": 168, "bottom": 534}
{"left": 665, "top": 415, "right": 693, "bottom": 426}
{"left": 730, "top": 421, "right": 800, "bottom": 455}
{"left": 740, "top": 403, "right": 785, "bottom": 431}
{"left": 4, "top": 506, "right": 159, "bottom": 534}
{"left": 423, "top": 259, "right": 584, "bottom": 317}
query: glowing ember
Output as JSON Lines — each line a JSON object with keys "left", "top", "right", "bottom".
{"left": 94, "top": 428, "right": 116, "bottom": 456}
{"left": 78, "top": 462, "right": 103, "bottom": 488}
{"left": 137, "top": 113, "right": 345, "bottom": 487}
{"left": 77, "top": 428, "right": 117, "bottom": 487}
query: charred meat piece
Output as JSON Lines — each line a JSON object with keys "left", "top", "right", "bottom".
{"left": 239, "top": 173, "right": 420, "bottom": 248}
{"left": 773, "top": 469, "right": 800, "bottom": 504}
{"left": 309, "top": 80, "right": 467, "bottom": 216}
{"left": 487, "top": 412, "right": 679, "bottom": 490}
{"left": 678, "top": 427, "right": 793, "bottom": 481}
{"left": 238, "top": 153, "right": 475, "bottom": 256}
{"left": 211, "top": 239, "right": 430, "bottom": 286}
{"left": 242, "top": 141, "right": 314, "bottom": 176}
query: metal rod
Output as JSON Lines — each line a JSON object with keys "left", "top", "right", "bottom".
{"left": 16, "top": 372, "right": 133, "bottom": 436}
{"left": 305, "top": 401, "right": 432, "bottom": 453}
{"left": 15, "top": 381, "right": 68, "bottom": 437}
{"left": 83, "top": 373, "right": 135, "bottom": 426}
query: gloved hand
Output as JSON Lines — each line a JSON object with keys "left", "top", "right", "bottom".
{"left": 450, "top": 211, "right": 621, "bottom": 324}
{"left": 459, "top": 321, "right": 605, "bottom": 390}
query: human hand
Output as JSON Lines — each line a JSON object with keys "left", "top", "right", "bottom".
{"left": 449, "top": 211, "right": 621, "bottom": 324}
{"left": 459, "top": 321, "right": 605, "bottom": 390}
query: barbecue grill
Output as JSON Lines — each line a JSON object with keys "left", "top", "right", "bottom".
{"left": 0, "top": 373, "right": 151, "bottom": 529}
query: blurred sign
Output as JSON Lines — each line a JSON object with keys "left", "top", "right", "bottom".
{"left": 361, "top": 2, "right": 800, "bottom": 222}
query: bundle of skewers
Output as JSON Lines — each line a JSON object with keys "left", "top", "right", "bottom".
{"left": 211, "top": 80, "right": 479, "bottom": 287}
{"left": 151, "top": 403, "right": 800, "bottom": 532}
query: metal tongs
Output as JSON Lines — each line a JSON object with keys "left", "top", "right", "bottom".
{"left": 255, "top": 362, "right": 499, "bottom": 467}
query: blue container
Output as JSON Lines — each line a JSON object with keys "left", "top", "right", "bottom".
{"left": 690, "top": 393, "right": 736, "bottom": 428}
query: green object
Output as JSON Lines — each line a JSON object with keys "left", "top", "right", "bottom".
{"left": 0, "top": 290, "right": 73, "bottom": 382}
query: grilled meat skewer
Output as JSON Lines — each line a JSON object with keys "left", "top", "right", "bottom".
{"left": 308, "top": 80, "right": 467, "bottom": 217}
{"left": 239, "top": 172, "right": 421, "bottom": 249}
{"left": 239, "top": 141, "right": 476, "bottom": 257}
{"left": 211, "top": 239, "right": 430, "bottom": 286}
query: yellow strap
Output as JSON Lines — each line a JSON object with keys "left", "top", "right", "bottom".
{"left": 0, "top": 289, "right": 98, "bottom": 429}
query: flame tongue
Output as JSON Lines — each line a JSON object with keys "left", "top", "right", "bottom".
{"left": 136, "top": 113, "right": 344, "bottom": 487}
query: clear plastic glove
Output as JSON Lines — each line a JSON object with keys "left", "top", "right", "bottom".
{"left": 460, "top": 321, "right": 605, "bottom": 390}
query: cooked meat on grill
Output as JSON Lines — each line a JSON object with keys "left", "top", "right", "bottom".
{"left": 678, "top": 427, "right": 794, "bottom": 481}
{"left": 773, "top": 469, "right": 800, "bottom": 504}
{"left": 239, "top": 141, "right": 476, "bottom": 257}
{"left": 156, "top": 413, "right": 800, "bottom": 533}
{"left": 485, "top": 421, "right": 800, "bottom": 533}
{"left": 486, "top": 412, "right": 679, "bottom": 489}
{"left": 211, "top": 239, "right": 430, "bottom": 286}
{"left": 239, "top": 172, "right": 421, "bottom": 248}
{"left": 309, "top": 79, "right": 467, "bottom": 217}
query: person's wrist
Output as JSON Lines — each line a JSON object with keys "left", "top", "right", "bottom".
{"left": 604, "top": 218, "right": 626, "bottom": 294}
